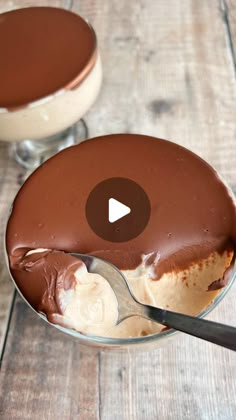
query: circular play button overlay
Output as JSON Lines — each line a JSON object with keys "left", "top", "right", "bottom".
{"left": 85, "top": 177, "right": 151, "bottom": 242}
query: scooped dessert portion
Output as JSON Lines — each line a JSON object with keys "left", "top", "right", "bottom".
{"left": 0, "top": 6, "right": 101, "bottom": 141}
{"left": 6, "top": 134, "right": 236, "bottom": 337}
{"left": 15, "top": 249, "right": 119, "bottom": 336}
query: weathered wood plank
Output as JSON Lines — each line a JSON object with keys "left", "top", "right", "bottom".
{"left": 84, "top": 0, "right": 236, "bottom": 185}
{"left": 0, "top": 1, "right": 236, "bottom": 419}
{"left": 0, "top": 297, "right": 100, "bottom": 419}
{"left": 83, "top": 0, "right": 236, "bottom": 418}
{"left": 99, "top": 282, "right": 236, "bottom": 420}
{"left": 0, "top": 142, "right": 20, "bottom": 358}
{"left": 225, "top": 0, "right": 236, "bottom": 76}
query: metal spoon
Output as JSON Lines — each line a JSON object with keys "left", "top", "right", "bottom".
{"left": 72, "top": 253, "right": 236, "bottom": 351}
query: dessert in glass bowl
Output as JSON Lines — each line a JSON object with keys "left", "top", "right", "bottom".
{"left": 0, "top": 5, "right": 102, "bottom": 168}
{"left": 5, "top": 134, "right": 236, "bottom": 349}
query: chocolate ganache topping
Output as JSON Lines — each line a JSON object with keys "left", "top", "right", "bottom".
{"left": 6, "top": 134, "right": 236, "bottom": 311}
{"left": 0, "top": 7, "right": 97, "bottom": 109}
{"left": 9, "top": 250, "right": 83, "bottom": 315}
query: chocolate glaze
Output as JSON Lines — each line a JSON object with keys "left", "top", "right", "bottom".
{"left": 0, "top": 7, "right": 97, "bottom": 109}
{"left": 9, "top": 249, "right": 82, "bottom": 315}
{"left": 6, "top": 134, "right": 236, "bottom": 311}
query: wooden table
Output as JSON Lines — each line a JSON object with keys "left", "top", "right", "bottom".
{"left": 0, "top": 1, "right": 236, "bottom": 418}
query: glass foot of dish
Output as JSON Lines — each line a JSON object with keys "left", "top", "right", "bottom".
{"left": 10, "top": 119, "right": 88, "bottom": 170}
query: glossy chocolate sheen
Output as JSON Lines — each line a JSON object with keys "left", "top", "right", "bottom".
{"left": 0, "top": 7, "right": 97, "bottom": 109}
{"left": 9, "top": 250, "right": 82, "bottom": 314}
{"left": 6, "top": 134, "right": 236, "bottom": 309}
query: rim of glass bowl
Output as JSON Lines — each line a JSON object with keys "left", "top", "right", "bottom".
{"left": 4, "top": 145, "right": 236, "bottom": 348}
{"left": 0, "top": 13, "right": 98, "bottom": 113}
{"left": 4, "top": 237, "right": 236, "bottom": 348}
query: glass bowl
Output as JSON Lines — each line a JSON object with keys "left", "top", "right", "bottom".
{"left": 0, "top": 2, "right": 102, "bottom": 169}
{"left": 4, "top": 239, "right": 236, "bottom": 351}
{"left": 4, "top": 133, "right": 236, "bottom": 351}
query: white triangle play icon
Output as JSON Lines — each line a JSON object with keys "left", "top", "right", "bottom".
{"left": 108, "top": 198, "right": 131, "bottom": 223}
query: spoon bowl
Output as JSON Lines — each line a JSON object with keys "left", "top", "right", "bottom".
{"left": 71, "top": 252, "right": 143, "bottom": 323}
{"left": 72, "top": 253, "right": 236, "bottom": 351}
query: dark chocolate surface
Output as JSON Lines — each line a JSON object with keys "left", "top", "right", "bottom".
{"left": 0, "top": 7, "right": 97, "bottom": 109}
{"left": 6, "top": 134, "right": 236, "bottom": 310}
{"left": 9, "top": 250, "right": 82, "bottom": 314}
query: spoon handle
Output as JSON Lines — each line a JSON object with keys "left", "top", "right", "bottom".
{"left": 146, "top": 306, "right": 236, "bottom": 351}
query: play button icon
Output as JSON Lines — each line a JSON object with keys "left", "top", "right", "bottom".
{"left": 108, "top": 198, "right": 131, "bottom": 223}
{"left": 86, "top": 177, "right": 151, "bottom": 242}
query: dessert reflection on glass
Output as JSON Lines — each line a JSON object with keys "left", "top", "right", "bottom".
{"left": 6, "top": 134, "right": 236, "bottom": 340}
{"left": 0, "top": 6, "right": 102, "bottom": 168}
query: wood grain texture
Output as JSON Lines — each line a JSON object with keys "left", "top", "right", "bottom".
{"left": 82, "top": 0, "right": 236, "bottom": 186}
{"left": 0, "top": 0, "right": 236, "bottom": 419}
{"left": 225, "top": 0, "right": 236, "bottom": 76}
{"left": 0, "top": 142, "right": 20, "bottom": 358}
{"left": 0, "top": 297, "right": 100, "bottom": 419}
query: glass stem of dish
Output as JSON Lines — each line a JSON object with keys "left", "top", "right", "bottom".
{"left": 10, "top": 119, "right": 88, "bottom": 170}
